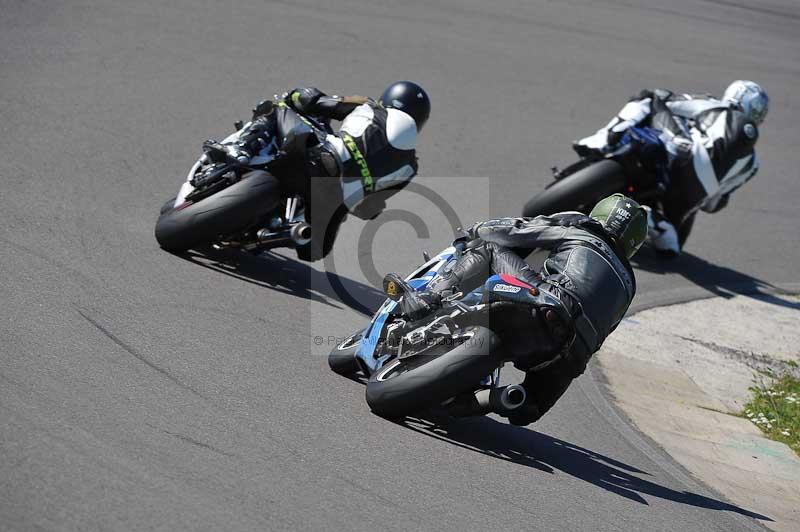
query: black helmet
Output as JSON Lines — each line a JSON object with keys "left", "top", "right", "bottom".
{"left": 379, "top": 81, "right": 431, "bottom": 131}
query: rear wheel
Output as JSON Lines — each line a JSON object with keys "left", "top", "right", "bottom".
{"left": 154, "top": 170, "right": 281, "bottom": 252}
{"left": 522, "top": 160, "right": 626, "bottom": 217}
{"left": 365, "top": 326, "right": 502, "bottom": 418}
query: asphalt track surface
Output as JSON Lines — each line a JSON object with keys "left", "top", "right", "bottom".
{"left": 2, "top": 0, "right": 799, "bottom": 530}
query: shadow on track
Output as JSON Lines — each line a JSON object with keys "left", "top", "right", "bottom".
{"left": 633, "top": 248, "right": 799, "bottom": 310}
{"left": 398, "top": 414, "right": 772, "bottom": 522}
{"left": 173, "top": 247, "right": 385, "bottom": 317}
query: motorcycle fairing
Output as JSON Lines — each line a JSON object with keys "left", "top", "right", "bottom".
{"left": 482, "top": 274, "right": 538, "bottom": 304}
{"left": 355, "top": 247, "right": 455, "bottom": 372}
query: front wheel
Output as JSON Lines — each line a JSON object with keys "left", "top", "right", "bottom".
{"left": 365, "top": 326, "right": 502, "bottom": 418}
{"left": 154, "top": 170, "right": 281, "bottom": 252}
{"left": 522, "top": 159, "right": 626, "bottom": 217}
{"left": 328, "top": 330, "right": 364, "bottom": 376}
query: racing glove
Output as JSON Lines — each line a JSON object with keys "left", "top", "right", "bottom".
{"left": 285, "top": 87, "right": 325, "bottom": 115}
{"left": 252, "top": 99, "right": 275, "bottom": 118}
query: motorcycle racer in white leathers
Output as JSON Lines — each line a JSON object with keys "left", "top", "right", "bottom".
{"left": 574, "top": 80, "right": 768, "bottom": 256}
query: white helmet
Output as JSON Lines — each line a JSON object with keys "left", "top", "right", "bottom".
{"left": 722, "top": 80, "right": 769, "bottom": 124}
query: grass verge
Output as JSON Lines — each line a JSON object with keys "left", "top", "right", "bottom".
{"left": 743, "top": 363, "right": 800, "bottom": 457}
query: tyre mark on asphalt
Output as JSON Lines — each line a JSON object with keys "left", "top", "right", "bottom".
{"left": 75, "top": 306, "right": 206, "bottom": 399}
{"left": 699, "top": 0, "right": 800, "bottom": 20}
{"left": 0, "top": 236, "right": 93, "bottom": 284}
{"left": 161, "top": 429, "right": 237, "bottom": 458}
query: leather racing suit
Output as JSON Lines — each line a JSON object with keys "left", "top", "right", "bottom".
{"left": 411, "top": 213, "right": 637, "bottom": 425}
{"left": 575, "top": 89, "right": 759, "bottom": 255}
{"left": 272, "top": 87, "right": 420, "bottom": 261}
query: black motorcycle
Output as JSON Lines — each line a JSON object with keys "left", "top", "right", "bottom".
{"left": 522, "top": 127, "right": 668, "bottom": 218}
{"left": 154, "top": 102, "right": 323, "bottom": 256}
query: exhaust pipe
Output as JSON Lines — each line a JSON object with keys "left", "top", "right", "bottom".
{"left": 495, "top": 384, "right": 527, "bottom": 411}
{"left": 446, "top": 384, "right": 527, "bottom": 417}
{"left": 254, "top": 222, "right": 312, "bottom": 250}
{"left": 256, "top": 228, "right": 293, "bottom": 249}
{"left": 290, "top": 222, "right": 312, "bottom": 245}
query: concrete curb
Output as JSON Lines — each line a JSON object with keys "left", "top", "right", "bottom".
{"left": 628, "top": 281, "right": 800, "bottom": 315}
{"left": 597, "top": 290, "right": 800, "bottom": 531}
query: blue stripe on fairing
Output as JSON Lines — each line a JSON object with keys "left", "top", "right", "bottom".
{"left": 356, "top": 300, "right": 396, "bottom": 368}
{"left": 408, "top": 278, "right": 428, "bottom": 290}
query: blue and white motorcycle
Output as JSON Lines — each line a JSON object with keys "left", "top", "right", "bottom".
{"left": 329, "top": 244, "right": 567, "bottom": 419}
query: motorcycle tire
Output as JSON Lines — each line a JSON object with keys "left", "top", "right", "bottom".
{"left": 155, "top": 170, "right": 281, "bottom": 252}
{"left": 522, "top": 159, "right": 626, "bottom": 217}
{"left": 365, "top": 326, "right": 502, "bottom": 418}
{"left": 160, "top": 196, "right": 177, "bottom": 215}
{"left": 328, "top": 329, "right": 365, "bottom": 376}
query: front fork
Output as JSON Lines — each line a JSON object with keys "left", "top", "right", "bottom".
{"left": 483, "top": 367, "right": 501, "bottom": 387}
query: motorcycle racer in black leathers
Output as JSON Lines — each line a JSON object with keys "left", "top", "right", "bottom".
{"left": 238, "top": 81, "right": 430, "bottom": 261}
{"left": 386, "top": 194, "right": 647, "bottom": 426}
{"left": 574, "top": 80, "right": 768, "bottom": 257}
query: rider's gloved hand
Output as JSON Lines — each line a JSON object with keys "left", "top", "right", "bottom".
{"left": 285, "top": 87, "right": 325, "bottom": 114}
{"left": 252, "top": 99, "right": 274, "bottom": 118}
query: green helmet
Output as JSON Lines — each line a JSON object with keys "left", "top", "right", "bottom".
{"left": 589, "top": 194, "right": 647, "bottom": 259}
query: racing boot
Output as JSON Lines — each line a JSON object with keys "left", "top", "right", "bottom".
{"left": 201, "top": 140, "right": 238, "bottom": 164}
{"left": 643, "top": 206, "right": 680, "bottom": 259}
{"left": 383, "top": 273, "right": 442, "bottom": 321}
{"left": 507, "top": 363, "right": 574, "bottom": 426}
